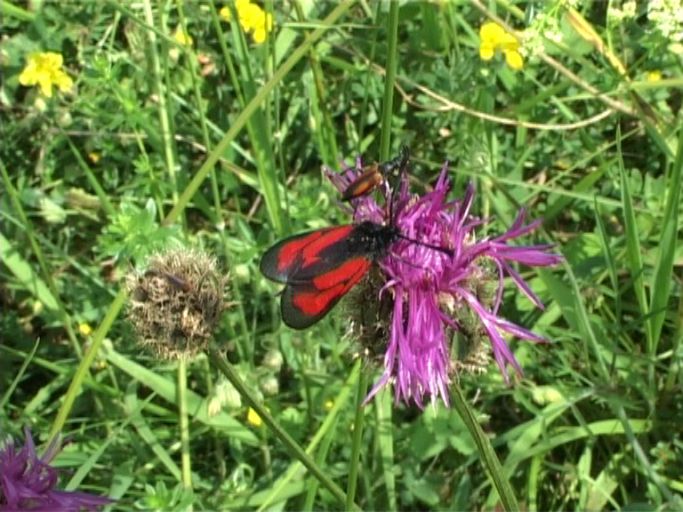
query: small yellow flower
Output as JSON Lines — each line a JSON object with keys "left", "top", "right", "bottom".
{"left": 19, "top": 52, "right": 73, "bottom": 97}
{"left": 324, "top": 399, "right": 334, "bottom": 411}
{"left": 504, "top": 49, "right": 524, "bottom": 70}
{"left": 647, "top": 70, "right": 662, "bottom": 82}
{"left": 253, "top": 27, "right": 267, "bottom": 44}
{"left": 240, "top": 3, "right": 264, "bottom": 32}
{"left": 246, "top": 407, "right": 263, "bottom": 427}
{"left": 479, "top": 21, "right": 524, "bottom": 71}
{"left": 78, "top": 322, "right": 93, "bottom": 336}
{"left": 173, "top": 26, "right": 193, "bottom": 47}
{"left": 88, "top": 152, "right": 101, "bottom": 164}
{"left": 219, "top": 0, "right": 274, "bottom": 44}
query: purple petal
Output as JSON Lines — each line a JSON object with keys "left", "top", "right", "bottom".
{"left": 0, "top": 428, "right": 113, "bottom": 511}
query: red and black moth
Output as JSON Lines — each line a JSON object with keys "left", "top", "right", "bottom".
{"left": 260, "top": 221, "right": 399, "bottom": 329}
{"left": 341, "top": 145, "right": 410, "bottom": 201}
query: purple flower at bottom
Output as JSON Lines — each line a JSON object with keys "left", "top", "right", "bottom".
{"left": 0, "top": 427, "right": 113, "bottom": 511}
{"left": 326, "top": 157, "right": 563, "bottom": 408}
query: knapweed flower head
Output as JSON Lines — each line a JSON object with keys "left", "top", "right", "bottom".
{"left": 479, "top": 21, "right": 524, "bottom": 71}
{"left": 220, "top": 0, "right": 274, "bottom": 44}
{"left": 126, "top": 248, "right": 226, "bottom": 360}
{"left": 0, "top": 427, "right": 112, "bottom": 511}
{"left": 326, "top": 154, "right": 562, "bottom": 407}
{"left": 18, "top": 52, "right": 73, "bottom": 98}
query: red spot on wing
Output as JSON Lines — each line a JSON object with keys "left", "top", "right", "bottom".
{"left": 291, "top": 258, "right": 370, "bottom": 317}
{"left": 292, "top": 286, "right": 345, "bottom": 317}
{"left": 299, "top": 225, "right": 354, "bottom": 269}
{"left": 277, "top": 230, "right": 326, "bottom": 273}
{"left": 261, "top": 224, "right": 357, "bottom": 284}
{"left": 312, "top": 257, "right": 370, "bottom": 290}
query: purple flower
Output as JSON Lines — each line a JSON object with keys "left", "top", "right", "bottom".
{"left": 0, "top": 427, "right": 113, "bottom": 511}
{"left": 326, "top": 157, "right": 563, "bottom": 408}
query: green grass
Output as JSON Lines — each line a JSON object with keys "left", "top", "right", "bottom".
{"left": 1, "top": 1, "right": 682, "bottom": 510}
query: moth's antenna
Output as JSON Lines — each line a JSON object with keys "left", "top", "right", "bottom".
{"left": 395, "top": 232, "right": 453, "bottom": 257}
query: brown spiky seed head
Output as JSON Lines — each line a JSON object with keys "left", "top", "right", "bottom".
{"left": 125, "top": 248, "right": 225, "bottom": 360}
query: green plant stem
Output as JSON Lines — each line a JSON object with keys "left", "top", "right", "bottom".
{"left": 379, "top": 0, "right": 400, "bottom": 160}
{"left": 649, "top": 124, "right": 683, "bottom": 350}
{"left": 0, "top": 340, "right": 40, "bottom": 411}
{"left": 256, "top": 361, "right": 361, "bottom": 511}
{"left": 208, "top": 346, "right": 360, "bottom": 511}
{"left": 375, "top": 390, "right": 396, "bottom": 510}
{"left": 142, "top": 0, "right": 179, "bottom": 210}
{"left": 223, "top": 1, "right": 284, "bottom": 238}
{"left": 346, "top": 369, "right": 368, "bottom": 509}
{"left": 292, "top": 0, "right": 338, "bottom": 164}
{"left": 0, "top": 0, "right": 35, "bottom": 21}
{"left": 450, "top": 384, "right": 519, "bottom": 511}
{"left": 49, "top": 289, "right": 128, "bottom": 440}
{"left": 64, "top": 135, "right": 116, "bottom": 217}
{"left": 178, "top": 358, "right": 193, "bottom": 491}
{"left": 664, "top": 293, "right": 683, "bottom": 392}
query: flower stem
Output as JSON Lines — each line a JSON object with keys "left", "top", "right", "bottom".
{"left": 49, "top": 289, "right": 127, "bottom": 440}
{"left": 379, "top": 0, "right": 400, "bottom": 160}
{"left": 450, "top": 384, "right": 519, "bottom": 511}
{"left": 345, "top": 369, "right": 368, "bottom": 509}
{"left": 208, "top": 346, "right": 360, "bottom": 511}
{"left": 178, "top": 358, "right": 193, "bottom": 492}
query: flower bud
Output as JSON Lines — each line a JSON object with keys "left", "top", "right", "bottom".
{"left": 262, "top": 349, "right": 283, "bottom": 372}
{"left": 259, "top": 375, "right": 279, "bottom": 396}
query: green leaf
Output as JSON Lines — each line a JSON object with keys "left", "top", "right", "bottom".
{"left": 0, "top": 230, "right": 59, "bottom": 311}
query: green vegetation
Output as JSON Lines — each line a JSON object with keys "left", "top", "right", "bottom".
{"left": 1, "top": 1, "right": 682, "bottom": 510}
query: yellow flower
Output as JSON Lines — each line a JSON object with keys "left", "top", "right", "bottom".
{"left": 173, "top": 26, "right": 193, "bottom": 47}
{"left": 88, "top": 152, "right": 101, "bottom": 164}
{"left": 246, "top": 407, "right": 263, "bottom": 427}
{"left": 19, "top": 52, "right": 73, "bottom": 97}
{"left": 504, "top": 50, "right": 523, "bottom": 70}
{"left": 78, "top": 322, "right": 93, "bottom": 336}
{"left": 240, "top": 3, "right": 264, "bottom": 32}
{"left": 253, "top": 27, "right": 267, "bottom": 44}
{"left": 479, "top": 21, "right": 524, "bottom": 71}
{"left": 219, "top": 0, "right": 274, "bottom": 44}
{"left": 647, "top": 70, "right": 662, "bottom": 82}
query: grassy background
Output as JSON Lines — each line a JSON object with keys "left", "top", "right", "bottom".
{"left": 1, "top": 0, "right": 682, "bottom": 510}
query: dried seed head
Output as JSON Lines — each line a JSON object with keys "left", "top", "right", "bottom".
{"left": 442, "top": 294, "right": 491, "bottom": 376}
{"left": 125, "top": 248, "right": 225, "bottom": 360}
{"left": 345, "top": 267, "right": 393, "bottom": 362}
